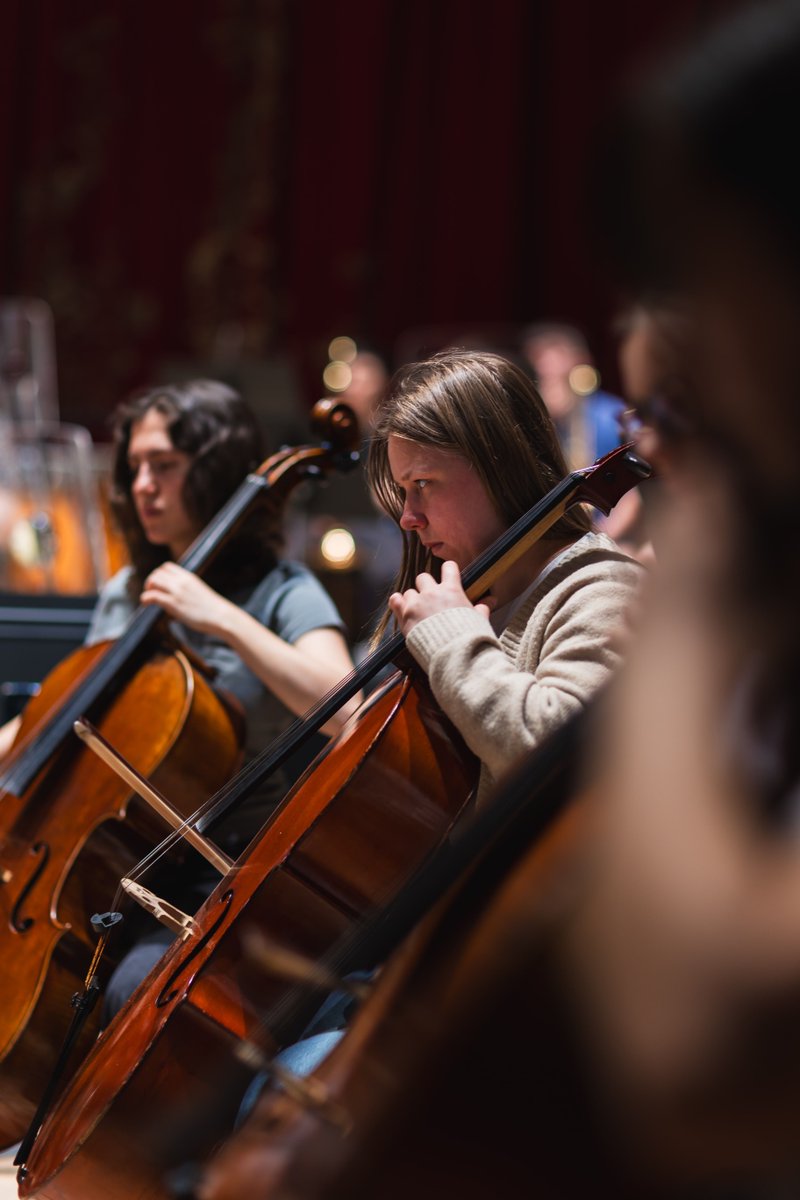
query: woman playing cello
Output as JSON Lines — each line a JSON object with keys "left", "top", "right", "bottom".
{"left": 88, "top": 380, "right": 358, "bottom": 823}
{"left": 248, "top": 347, "right": 645, "bottom": 1084}
{"left": 374, "top": 348, "right": 642, "bottom": 806}
{"left": 1, "top": 379, "right": 360, "bottom": 1016}
{"left": 1, "top": 380, "right": 358, "bottom": 771}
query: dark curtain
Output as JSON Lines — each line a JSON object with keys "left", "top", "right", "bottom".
{"left": 0, "top": 0, "right": 288, "bottom": 431}
{"left": 0, "top": 0, "right": 740, "bottom": 432}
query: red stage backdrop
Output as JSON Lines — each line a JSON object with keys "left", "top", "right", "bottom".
{"left": 0, "top": 0, "right": 739, "bottom": 435}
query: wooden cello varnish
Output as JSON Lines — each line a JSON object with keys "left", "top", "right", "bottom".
{"left": 197, "top": 705, "right": 594, "bottom": 1200}
{"left": 16, "top": 666, "right": 478, "bottom": 1199}
{"left": 0, "top": 644, "right": 242, "bottom": 1149}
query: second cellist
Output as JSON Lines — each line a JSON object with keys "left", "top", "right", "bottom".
{"left": 0, "top": 380, "right": 361, "bottom": 1146}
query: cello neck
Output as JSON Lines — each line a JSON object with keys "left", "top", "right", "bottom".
{"left": 462, "top": 442, "right": 651, "bottom": 600}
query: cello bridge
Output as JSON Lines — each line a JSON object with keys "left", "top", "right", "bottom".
{"left": 120, "top": 877, "right": 199, "bottom": 940}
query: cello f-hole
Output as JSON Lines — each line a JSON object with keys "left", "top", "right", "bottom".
{"left": 156, "top": 890, "right": 234, "bottom": 1008}
{"left": 11, "top": 842, "right": 50, "bottom": 933}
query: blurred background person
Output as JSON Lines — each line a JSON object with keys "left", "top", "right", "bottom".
{"left": 302, "top": 340, "right": 401, "bottom": 658}
{"left": 603, "top": 298, "right": 695, "bottom": 565}
{"left": 334, "top": 346, "right": 390, "bottom": 441}
{"left": 519, "top": 321, "right": 624, "bottom": 469}
{"left": 520, "top": 319, "right": 653, "bottom": 561}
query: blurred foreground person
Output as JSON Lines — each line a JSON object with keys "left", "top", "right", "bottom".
{"left": 564, "top": 0, "right": 800, "bottom": 1191}
{"left": 606, "top": 299, "right": 695, "bottom": 564}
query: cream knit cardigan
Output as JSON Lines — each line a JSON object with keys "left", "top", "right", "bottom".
{"left": 405, "top": 530, "right": 642, "bottom": 806}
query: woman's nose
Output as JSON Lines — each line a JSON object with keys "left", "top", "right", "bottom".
{"left": 399, "top": 500, "right": 426, "bottom": 531}
{"left": 132, "top": 463, "right": 155, "bottom": 493}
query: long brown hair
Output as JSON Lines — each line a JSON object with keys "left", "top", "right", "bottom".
{"left": 368, "top": 349, "right": 591, "bottom": 637}
{"left": 110, "top": 379, "right": 281, "bottom": 593}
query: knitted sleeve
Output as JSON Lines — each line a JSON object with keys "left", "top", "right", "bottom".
{"left": 405, "top": 557, "right": 640, "bottom": 789}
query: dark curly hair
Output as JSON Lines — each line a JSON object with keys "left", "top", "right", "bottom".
{"left": 110, "top": 379, "right": 281, "bottom": 593}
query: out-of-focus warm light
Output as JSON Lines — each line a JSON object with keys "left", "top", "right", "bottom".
{"left": 320, "top": 526, "right": 357, "bottom": 569}
{"left": 569, "top": 364, "right": 600, "bottom": 396}
{"left": 323, "top": 361, "right": 352, "bottom": 392}
{"left": 9, "top": 518, "right": 39, "bottom": 567}
{"left": 328, "top": 335, "right": 357, "bottom": 363}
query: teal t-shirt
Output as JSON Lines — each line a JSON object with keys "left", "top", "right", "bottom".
{"left": 86, "top": 560, "right": 347, "bottom": 848}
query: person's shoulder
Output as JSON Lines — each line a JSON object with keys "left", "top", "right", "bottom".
{"left": 551, "top": 531, "right": 644, "bottom": 586}
{"left": 231, "top": 559, "right": 307, "bottom": 599}
{"left": 521, "top": 534, "right": 642, "bottom": 640}
{"left": 250, "top": 559, "right": 325, "bottom": 595}
{"left": 243, "top": 558, "right": 340, "bottom": 615}
{"left": 97, "top": 564, "right": 137, "bottom": 602}
{"left": 85, "top": 564, "right": 138, "bottom": 645}
{"left": 273, "top": 559, "right": 317, "bottom": 581}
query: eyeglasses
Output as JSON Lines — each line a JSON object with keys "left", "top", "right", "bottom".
{"left": 619, "top": 406, "right": 644, "bottom": 441}
{"left": 619, "top": 393, "right": 695, "bottom": 443}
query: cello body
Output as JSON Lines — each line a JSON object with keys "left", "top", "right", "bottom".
{"left": 196, "top": 712, "right": 595, "bottom": 1200}
{"left": 16, "top": 667, "right": 478, "bottom": 1200}
{"left": 0, "top": 640, "right": 241, "bottom": 1148}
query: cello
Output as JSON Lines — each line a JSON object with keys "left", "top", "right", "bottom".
{"left": 0, "top": 398, "right": 360, "bottom": 1148}
{"left": 197, "top": 706, "right": 600, "bottom": 1200}
{"left": 14, "top": 444, "right": 650, "bottom": 1200}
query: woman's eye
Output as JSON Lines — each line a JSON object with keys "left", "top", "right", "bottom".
{"left": 416, "top": 479, "right": 429, "bottom": 490}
